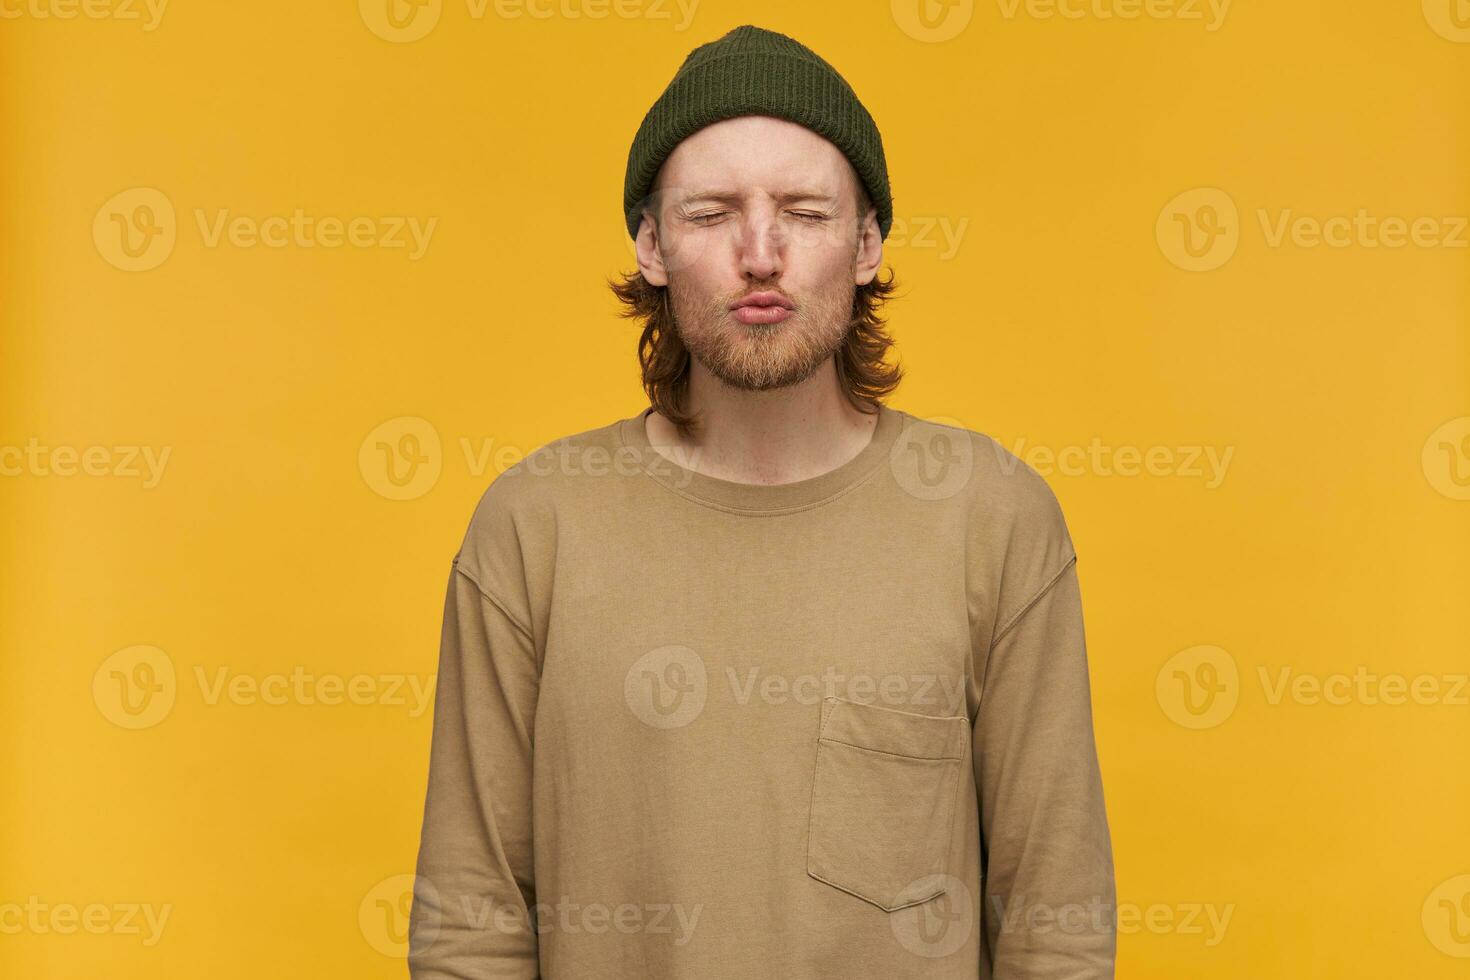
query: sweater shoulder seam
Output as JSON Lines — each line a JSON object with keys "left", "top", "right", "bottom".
{"left": 452, "top": 559, "right": 535, "bottom": 642}
{"left": 989, "top": 551, "right": 1078, "bottom": 651}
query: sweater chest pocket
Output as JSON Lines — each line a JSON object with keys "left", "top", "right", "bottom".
{"left": 805, "top": 696, "right": 969, "bottom": 912}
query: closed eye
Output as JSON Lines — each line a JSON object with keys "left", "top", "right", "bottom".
{"left": 687, "top": 211, "right": 830, "bottom": 224}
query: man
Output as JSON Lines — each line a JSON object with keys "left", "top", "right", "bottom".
{"left": 408, "top": 24, "right": 1116, "bottom": 980}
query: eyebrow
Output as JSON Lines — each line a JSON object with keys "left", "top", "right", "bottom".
{"left": 678, "top": 189, "right": 839, "bottom": 207}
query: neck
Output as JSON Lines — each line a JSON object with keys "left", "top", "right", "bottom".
{"left": 645, "top": 360, "right": 881, "bottom": 486}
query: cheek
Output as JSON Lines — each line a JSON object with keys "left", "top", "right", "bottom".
{"left": 790, "top": 254, "right": 854, "bottom": 297}
{"left": 669, "top": 269, "right": 724, "bottom": 314}
{"left": 791, "top": 230, "right": 856, "bottom": 273}
{"left": 663, "top": 230, "right": 734, "bottom": 283}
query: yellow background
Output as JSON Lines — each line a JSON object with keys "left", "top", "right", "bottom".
{"left": 2, "top": 0, "right": 1468, "bottom": 976}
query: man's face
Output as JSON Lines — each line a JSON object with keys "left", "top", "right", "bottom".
{"left": 635, "top": 115, "right": 882, "bottom": 392}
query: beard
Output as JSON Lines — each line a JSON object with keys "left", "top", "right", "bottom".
{"left": 666, "top": 264, "right": 856, "bottom": 392}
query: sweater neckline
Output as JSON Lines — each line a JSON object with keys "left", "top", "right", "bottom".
{"left": 617, "top": 402, "right": 903, "bottom": 515}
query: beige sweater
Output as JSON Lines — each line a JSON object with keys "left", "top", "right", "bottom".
{"left": 408, "top": 403, "right": 1116, "bottom": 979}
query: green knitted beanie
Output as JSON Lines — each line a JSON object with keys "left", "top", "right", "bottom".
{"left": 623, "top": 24, "right": 893, "bottom": 242}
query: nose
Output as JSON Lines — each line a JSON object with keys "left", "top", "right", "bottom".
{"left": 735, "top": 208, "right": 783, "bottom": 282}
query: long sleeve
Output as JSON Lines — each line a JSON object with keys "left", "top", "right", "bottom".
{"left": 408, "top": 556, "right": 541, "bottom": 979}
{"left": 973, "top": 554, "right": 1117, "bottom": 979}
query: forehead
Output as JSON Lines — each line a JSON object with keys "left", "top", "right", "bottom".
{"left": 655, "top": 115, "right": 854, "bottom": 201}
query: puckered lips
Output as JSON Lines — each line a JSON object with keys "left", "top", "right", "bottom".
{"left": 730, "top": 290, "right": 795, "bottom": 326}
